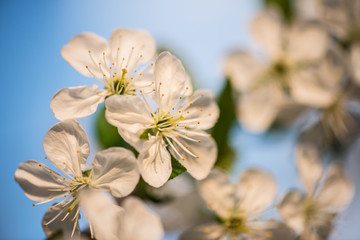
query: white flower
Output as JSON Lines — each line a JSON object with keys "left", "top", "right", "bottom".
{"left": 82, "top": 192, "right": 164, "bottom": 240}
{"left": 224, "top": 10, "right": 331, "bottom": 132}
{"left": 146, "top": 175, "right": 206, "bottom": 231}
{"left": 51, "top": 29, "right": 156, "bottom": 120}
{"left": 105, "top": 51, "right": 219, "bottom": 188}
{"left": 277, "top": 143, "right": 353, "bottom": 239}
{"left": 15, "top": 120, "right": 139, "bottom": 239}
{"left": 180, "top": 168, "right": 285, "bottom": 240}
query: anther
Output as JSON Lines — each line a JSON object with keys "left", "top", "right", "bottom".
{"left": 197, "top": 121, "right": 200, "bottom": 124}
{"left": 162, "top": 94, "right": 164, "bottom": 96}
{"left": 201, "top": 93, "right": 204, "bottom": 96}
{"left": 44, "top": 156, "right": 47, "bottom": 159}
{"left": 189, "top": 103, "right": 193, "bottom": 106}
{"left": 200, "top": 109, "right": 203, "bottom": 111}
{"left": 186, "top": 87, "right": 189, "bottom": 90}
{"left": 85, "top": 66, "right": 89, "bottom": 68}
{"left": 32, "top": 203, "right": 35, "bottom": 206}
{"left": 38, "top": 164, "right": 42, "bottom": 167}
{"left": 182, "top": 157, "right": 185, "bottom": 161}
{"left": 198, "top": 140, "right": 201, "bottom": 143}
{"left": 196, "top": 156, "right": 199, "bottom": 159}
{"left": 88, "top": 50, "right": 91, "bottom": 53}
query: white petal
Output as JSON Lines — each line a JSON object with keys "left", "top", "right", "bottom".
{"left": 277, "top": 190, "right": 306, "bottom": 233}
{"left": 80, "top": 190, "right": 123, "bottom": 240}
{"left": 239, "top": 84, "right": 284, "bottom": 132}
{"left": 43, "top": 120, "right": 90, "bottom": 177}
{"left": 290, "top": 70, "right": 337, "bottom": 108}
{"left": 169, "top": 131, "right": 217, "bottom": 180}
{"left": 316, "top": 163, "right": 353, "bottom": 211}
{"left": 351, "top": 44, "right": 360, "bottom": 85}
{"left": 287, "top": 21, "right": 328, "bottom": 63}
{"left": 42, "top": 203, "right": 80, "bottom": 239}
{"left": 15, "top": 160, "right": 67, "bottom": 202}
{"left": 91, "top": 147, "right": 140, "bottom": 198}
{"left": 105, "top": 95, "right": 153, "bottom": 134}
{"left": 259, "top": 222, "right": 297, "bottom": 240}
{"left": 109, "top": 28, "right": 156, "bottom": 72}
{"left": 224, "top": 51, "right": 267, "bottom": 92}
{"left": 61, "top": 32, "right": 110, "bottom": 79}
{"left": 178, "top": 90, "right": 219, "bottom": 130}
{"left": 119, "top": 197, "right": 164, "bottom": 240}
{"left": 154, "top": 51, "right": 193, "bottom": 112}
{"left": 251, "top": 10, "right": 283, "bottom": 59}
{"left": 198, "top": 169, "right": 234, "bottom": 219}
{"left": 50, "top": 85, "right": 106, "bottom": 121}
{"left": 139, "top": 137, "right": 172, "bottom": 188}
{"left": 296, "top": 143, "right": 323, "bottom": 194}
{"left": 236, "top": 168, "right": 277, "bottom": 215}
{"left": 179, "top": 224, "right": 225, "bottom": 240}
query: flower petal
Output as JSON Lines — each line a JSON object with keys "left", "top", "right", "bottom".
{"left": 43, "top": 120, "right": 90, "bottom": 177}
{"left": 15, "top": 160, "right": 67, "bottom": 202}
{"left": 50, "top": 85, "right": 106, "bottom": 121}
{"left": 178, "top": 90, "right": 220, "bottom": 130}
{"left": 351, "top": 44, "right": 360, "bottom": 85}
{"left": 250, "top": 10, "right": 283, "bottom": 59}
{"left": 61, "top": 32, "right": 110, "bottom": 79}
{"left": 316, "top": 163, "right": 353, "bottom": 211}
{"left": 224, "top": 51, "right": 267, "bottom": 92}
{"left": 287, "top": 21, "right": 328, "bottom": 63}
{"left": 109, "top": 28, "right": 156, "bottom": 72}
{"left": 290, "top": 47, "right": 344, "bottom": 108}
{"left": 239, "top": 84, "right": 284, "bottom": 132}
{"left": 236, "top": 168, "right": 277, "bottom": 215}
{"left": 105, "top": 95, "right": 153, "bottom": 134}
{"left": 91, "top": 147, "right": 140, "bottom": 198}
{"left": 42, "top": 203, "right": 80, "bottom": 240}
{"left": 179, "top": 224, "right": 225, "bottom": 240}
{"left": 169, "top": 131, "right": 217, "bottom": 180}
{"left": 119, "top": 197, "right": 164, "bottom": 240}
{"left": 198, "top": 169, "right": 234, "bottom": 219}
{"left": 296, "top": 143, "right": 323, "bottom": 194}
{"left": 277, "top": 190, "right": 306, "bottom": 233}
{"left": 154, "top": 51, "right": 193, "bottom": 112}
{"left": 139, "top": 137, "right": 172, "bottom": 188}
{"left": 80, "top": 190, "right": 124, "bottom": 240}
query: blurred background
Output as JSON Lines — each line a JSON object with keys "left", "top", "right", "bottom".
{"left": 1, "top": 0, "right": 359, "bottom": 239}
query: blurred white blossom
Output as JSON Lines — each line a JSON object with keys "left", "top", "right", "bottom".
{"left": 224, "top": 9, "right": 330, "bottom": 132}
{"left": 179, "top": 168, "right": 294, "bottom": 239}
{"left": 277, "top": 143, "right": 353, "bottom": 240}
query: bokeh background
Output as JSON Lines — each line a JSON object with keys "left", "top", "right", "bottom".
{"left": 1, "top": 0, "right": 360, "bottom": 239}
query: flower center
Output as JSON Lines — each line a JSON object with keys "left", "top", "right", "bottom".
{"left": 140, "top": 112, "right": 185, "bottom": 139}
{"left": 303, "top": 198, "right": 318, "bottom": 222}
{"left": 270, "top": 60, "right": 291, "bottom": 93}
{"left": 224, "top": 216, "right": 248, "bottom": 235}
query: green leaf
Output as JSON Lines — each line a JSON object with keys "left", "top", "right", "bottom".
{"left": 95, "top": 105, "right": 137, "bottom": 155}
{"left": 169, "top": 156, "right": 187, "bottom": 180}
{"left": 212, "top": 79, "right": 237, "bottom": 171}
{"left": 264, "top": 0, "right": 294, "bottom": 23}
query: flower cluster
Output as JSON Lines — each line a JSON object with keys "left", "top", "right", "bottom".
{"left": 15, "top": 1, "right": 358, "bottom": 239}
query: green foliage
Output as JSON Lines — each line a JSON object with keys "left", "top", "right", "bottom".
{"left": 264, "top": 0, "right": 294, "bottom": 23}
{"left": 169, "top": 156, "right": 187, "bottom": 179}
{"left": 95, "top": 105, "right": 136, "bottom": 154}
{"left": 212, "top": 79, "right": 237, "bottom": 171}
